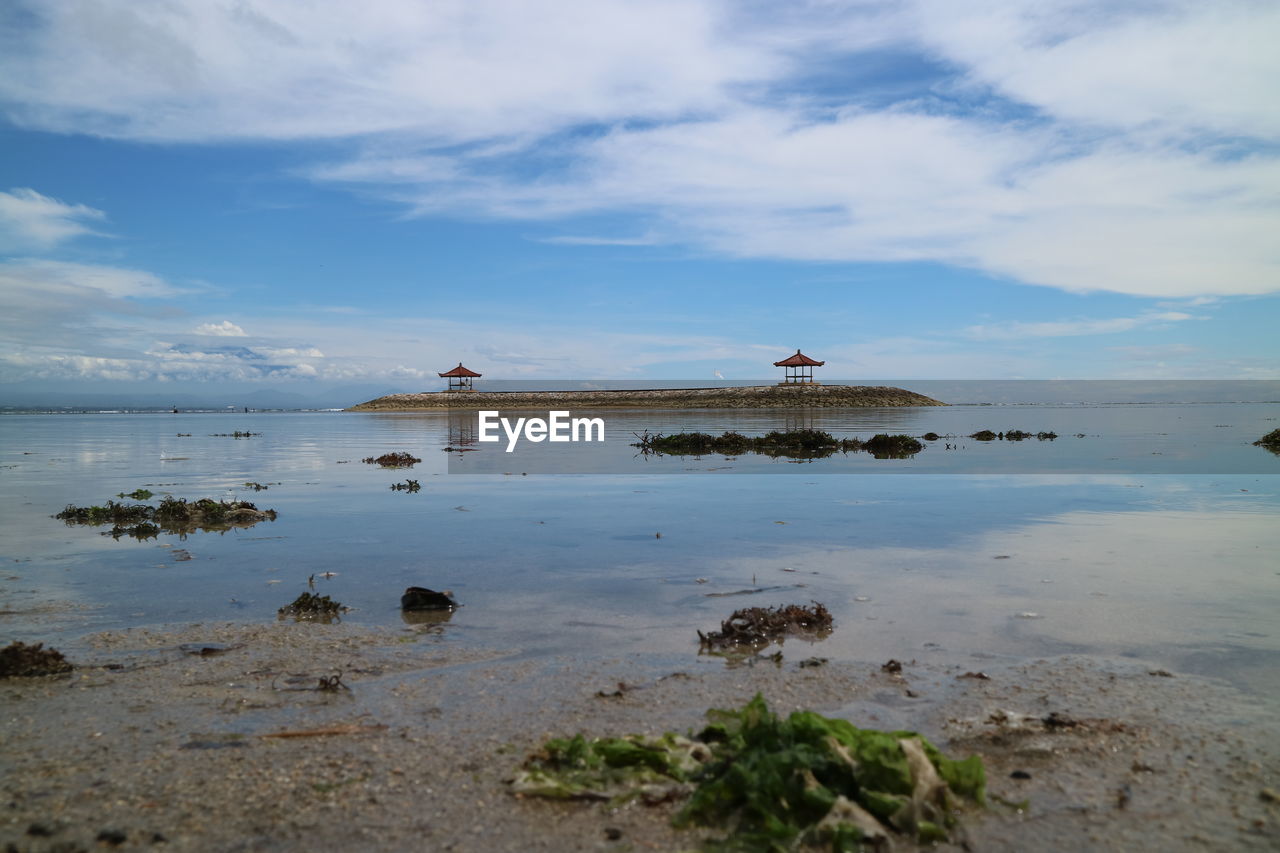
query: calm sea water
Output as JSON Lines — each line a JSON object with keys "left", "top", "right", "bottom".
{"left": 2, "top": 403, "right": 1278, "bottom": 697}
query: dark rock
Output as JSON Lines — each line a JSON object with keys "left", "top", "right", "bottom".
{"left": 97, "top": 829, "right": 128, "bottom": 846}
{"left": 400, "top": 586, "right": 457, "bottom": 610}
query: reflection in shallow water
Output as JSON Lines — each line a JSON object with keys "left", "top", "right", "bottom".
{"left": 1, "top": 410, "right": 1277, "bottom": 700}
{"left": 400, "top": 608, "right": 455, "bottom": 628}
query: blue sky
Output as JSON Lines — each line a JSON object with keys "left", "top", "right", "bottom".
{"left": 0, "top": 0, "right": 1277, "bottom": 400}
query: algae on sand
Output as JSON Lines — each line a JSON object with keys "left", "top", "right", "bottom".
{"left": 513, "top": 694, "right": 985, "bottom": 852}
{"left": 0, "top": 641, "right": 73, "bottom": 678}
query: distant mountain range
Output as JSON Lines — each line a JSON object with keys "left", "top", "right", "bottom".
{"left": 1, "top": 379, "right": 1276, "bottom": 411}
{"left": 0, "top": 383, "right": 421, "bottom": 411}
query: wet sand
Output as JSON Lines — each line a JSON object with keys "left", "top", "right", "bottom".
{"left": 3, "top": 621, "right": 1278, "bottom": 851}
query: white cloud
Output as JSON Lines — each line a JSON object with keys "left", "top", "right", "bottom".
{"left": 0, "top": 259, "right": 180, "bottom": 352}
{"left": 0, "top": 0, "right": 767, "bottom": 143}
{"left": 964, "top": 311, "right": 1196, "bottom": 341}
{"left": 339, "top": 110, "right": 1277, "bottom": 297}
{"left": 0, "top": 188, "right": 106, "bottom": 250}
{"left": 909, "top": 0, "right": 1280, "bottom": 139}
{"left": 0, "top": 0, "right": 1275, "bottom": 302}
{"left": 192, "top": 320, "right": 247, "bottom": 336}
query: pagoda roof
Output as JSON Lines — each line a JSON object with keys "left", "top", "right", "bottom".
{"left": 438, "top": 363, "right": 482, "bottom": 378}
{"left": 773, "top": 350, "right": 825, "bottom": 367}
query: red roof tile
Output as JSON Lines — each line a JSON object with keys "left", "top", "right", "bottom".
{"left": 773, "top": 350, "right": 825, "bottom": 367}
{"left": 438, "top": 363, "right": 482, "bottom": 378}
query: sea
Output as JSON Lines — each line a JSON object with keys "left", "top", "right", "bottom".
{"left": 2, "top": 382, "right": 1278, "bottom": 699}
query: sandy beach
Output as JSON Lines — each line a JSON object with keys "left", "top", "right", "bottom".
{"left": 3, "top": 620, "right": 1277, "bottom": 852}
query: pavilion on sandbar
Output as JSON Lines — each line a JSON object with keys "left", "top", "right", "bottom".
{"left": 438, "top": 362, "right": 481, "bottom": 392}
{"left": 773, "top": 350, "right": 824, "bottom": 384}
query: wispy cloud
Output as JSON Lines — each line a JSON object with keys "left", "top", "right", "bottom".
{"left": 537, "top": 235, "right": 659, "bottom": 247}
{"left": 0, "top": 188, "right": 106, "bottom": 251}
{"left": 963, "top": 311, "right": 1196, "bottom": 341}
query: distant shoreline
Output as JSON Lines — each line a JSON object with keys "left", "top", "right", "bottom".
{"left": 346, "top": 384, "right": 946, "bottom": 411}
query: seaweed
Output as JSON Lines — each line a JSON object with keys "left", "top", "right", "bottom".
{"left": 698, "top": 602, "right": 832, "bottom": 652}
{"left": 210, "top": 431, "right": 261, "bottom": 438}
{"left": 56, "top": 496, "right": 277, "bottom": 539}
{"left": 361, "top": 452, "right": 422, "bottom": 468}
{"left": 1254, "top": 428, "right": 1280, "bottom": 453}
{"left": 970, "top": 429, "right": 1058, "bottom": 442}
{"left": 116, "top": 488, "right": 154, "bottom": 500}
{"left": 0, "top": 641, "right": 73, "bottom": 678}
{"left": 861, "top": 434, "right": 923, "bottom": 458}
{"left": 56, "top": 501, "right": 153, "bottom": 526}
{"left": 390, "top": 479, "right": 421, "bottom": 492}
{"left": 512, "top": 732, "right": 710, "bottom": 803}
{"left": 513, "top": 694, "right": 985, "bottom": 851}
{"left": 278, "top": 592, "right": 347, "bottom": 620}
{"left": 632, "top": 430, "right": 866, "bottom": 460}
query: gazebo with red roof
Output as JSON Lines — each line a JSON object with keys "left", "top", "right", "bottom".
{"left": 438, "top": 362, "right": 482, "bottom": 392}
{"left": 773, "top": 350, "right": 824, "bottom": 385}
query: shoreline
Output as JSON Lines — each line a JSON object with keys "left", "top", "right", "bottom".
{"left": 347, "top": 384, "right": 946, "bottom": 411}
{"left": 2, "top": 621, "right": 1276, "bottom": 851}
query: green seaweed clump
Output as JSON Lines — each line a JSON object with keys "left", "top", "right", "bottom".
{"left": 0, "top": 641, "right": 73, "bottom": 678}
{"left": 969, "top": 430, "right": 998, "bottom": 441}
{"left": 57, "top": 496, "right": 276, "bottom": 539}
{"left": 116, "top": 488, "right": 154, "bottom": 500}
{"left": 512, "top": 732, "right": 711, "bottom": 804}
{"left": 278, "top": 592, "right": 347, "bottom": 620}
{"left": 56, "top": 501, "right": 154, "bottom": 526}
{"left": 1254, "top": 428, "right": 1280, "bottom": 454}
{"left": 513, "top": 694, "right": 985, "bottom": 852}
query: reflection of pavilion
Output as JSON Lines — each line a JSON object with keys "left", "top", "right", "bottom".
{"left": 446, "top": 411, "right": 478, "bottom": 448}
{"left": 782, "top": 410, "right": 817, "bottom": 432}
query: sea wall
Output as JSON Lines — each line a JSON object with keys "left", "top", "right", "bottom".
{"left": 347, "top": 384, "right": 945, "bottom": 411}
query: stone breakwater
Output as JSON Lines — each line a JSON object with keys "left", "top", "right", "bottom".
{"left": 347, "top": 384, "right": 945, "bottom": 411}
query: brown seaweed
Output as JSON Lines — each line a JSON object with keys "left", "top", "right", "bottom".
{"left": 697, "top": 602, "right": 832, "bottom": 651}
{"left": 0, "top": 641, "right": 73, "bottom": 678}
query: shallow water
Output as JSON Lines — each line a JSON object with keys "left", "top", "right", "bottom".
{"left": 2, "top": 405, "right": 1278, "bottom": 698}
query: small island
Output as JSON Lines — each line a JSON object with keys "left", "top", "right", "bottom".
{"left": 348, "top": 383, "right": 944, "bottom": 411}
{"left": 348, "top": 351, "right": 946, "bottom": 411}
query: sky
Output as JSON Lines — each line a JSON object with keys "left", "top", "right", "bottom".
{"left": 0, "top": 0, "right": 1277, "bottom": 403}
